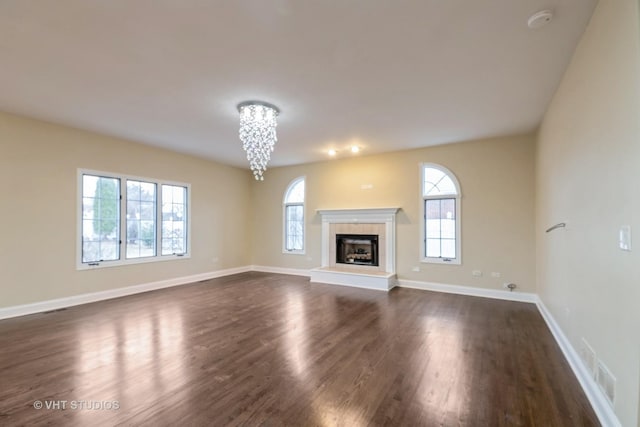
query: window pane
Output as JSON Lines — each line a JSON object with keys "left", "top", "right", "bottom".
{"left": 82, "top": 175, "right": 98, "bottom": 197}
{"left": 162, "top": 186, "right": 173, "bottom": 203}
{"left": 140, "top": 182, "right": 156, "bottom": 201}
{"left": 423, "top": 166, "right": 458, "bottom": 196}
{"left": 161, "top": 184, "right": 187, "bottom": 255}
{"left": 285, "top": 204, "right": 303, "bottom": 251}
{"left": 139, "top": 202, "right": 155, "bottom": 220}
{"left": 426, "top": 239, "right": 441, "bottom": 258}
{"left": 441, "top": 239, "right": 456, "bottom": 258}
{"left": 285, "top": 179, "right": 305, "bottom": 203}
{"left": 162, "top": 238, "right": 172, "bottom": 253}
{"left": 127, "top": 200, "right": 141, "bottom": 219}
{"left": 441, "top": 199, "right": 456, "bottom": 239}
{"left": 424, "top": 197, "right": 457, "bottom": 260}
{"left": 426, "top": 219, "right": 441, "bottom": 238}
{"left": 425, "top": 199, "right": 441, "bottom": 238}
{"left": 162, "top": 221, "right": 172, "bottom": 236}
{"left": 441, "top": 199, "right": 455, "bottom": 219}
{"left": 127, "top": 180, "right": 157, "bottom": 259}
{"left": 173, "top": 186, "right": 185, "bottom": 203}
{"left": 424, "top": 168, "right": 445, "bottom": 196}
{"left": 82, "top": 175, "right": 120, "bottom": 263}
{"left": 441, "top": 219, "right": 456, "bottom": 239}
{"left": 127, "top": 180, "right": 141, "bottom": 200}
{"left": 82, "top": 198, "right": 94, "bottom": 219}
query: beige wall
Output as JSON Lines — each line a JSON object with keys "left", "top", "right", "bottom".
{"left": 536, "top": 0, "right": 640, "bottom": 425}
{"left": 0, "top": 112, "right": 252, "bottom": 308}
{"left": 251, "top": 134, "right": 536, "bottom": 292}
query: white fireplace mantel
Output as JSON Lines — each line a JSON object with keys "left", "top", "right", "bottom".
{"left": 311, "top": 207, "right": 400, "bottom": 291}
{"left": 316, "top": 207, "right": 400, "bottom": 224}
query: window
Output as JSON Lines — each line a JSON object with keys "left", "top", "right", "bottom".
{"left": 283, "top": 177, "right": 305, "bottom": 253}
{"left": 81, "top": 175, "right": 121, "bottom": 263}
{"left": 79, "top": 170, "right": 190, "bottom": 269}
{"left": 162, "top": 185, "right": 187, "bottom": 255}
{"left": 421, "top": 164, "right": 461, "bottom": 264}
{"left": 126, "top": 180, "right": 157, "bottom": 259}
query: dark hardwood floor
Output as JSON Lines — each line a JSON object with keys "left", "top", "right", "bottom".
{"left": 0, "top": 272, "right": 598, "bottom": 426}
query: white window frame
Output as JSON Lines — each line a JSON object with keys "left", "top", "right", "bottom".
{"left": 77, "top": 169, "right": 191, "bottom": 270}
{"left": 282, "top": 176, "right": 305, "bottom": 255}
{"left": 419, "top": 163, "right": 462, "bottom": 265}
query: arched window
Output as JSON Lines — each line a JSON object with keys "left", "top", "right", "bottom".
{"left": 421, "top": 164, "right": 461, "bottom": 264}
{"left": 283, "top": 177, "right": 305, "bottom": 253}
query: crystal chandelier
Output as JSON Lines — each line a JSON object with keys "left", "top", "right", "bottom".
{"left": 237, "top": 101, "right": 279, "bottom": 181}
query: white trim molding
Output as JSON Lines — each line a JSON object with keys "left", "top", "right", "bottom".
{"left": 536, "top": 298, "right": 621, "bottom": 427}
{"left": 0, "top": 266, "right": 251, "bottom": 320}
{"left": 397, "top": 279, "right": 537, "bottom": 303}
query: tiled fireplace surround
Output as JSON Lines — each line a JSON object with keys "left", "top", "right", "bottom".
{"left": 310, "top": 208, "right": 399, "bottom": 291}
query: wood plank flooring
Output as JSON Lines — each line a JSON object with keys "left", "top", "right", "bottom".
{"left": 0, "top": 272, "right": 599, "bottom": 426}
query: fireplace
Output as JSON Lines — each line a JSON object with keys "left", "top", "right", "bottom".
{"left": 336, "top": 234, "right": 379, "bottom": 267}
{"left": 311, "top": 208, "right": 399, "bottom": 291}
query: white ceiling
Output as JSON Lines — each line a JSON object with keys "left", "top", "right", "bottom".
{"left": 0, "top": 0, "right": 597, "bottom": 169}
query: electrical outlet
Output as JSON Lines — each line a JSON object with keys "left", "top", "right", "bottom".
{"left": 491, "top": 272, "right": 501, "bottom": 278}
{"left": 412, "top": 266, "right": 420, "bottom": 272}
{"left": 472, "top": 270, "right": 482, "bottom": 277}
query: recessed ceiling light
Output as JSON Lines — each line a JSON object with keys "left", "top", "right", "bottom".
{"left": 328, "top": 149, "right": 336, "bottom": 156}
{"left": 351, "top": 146, "right": 360, "bottom": 153}
{"left": 528, "top": 10, "right": 553, "bottom": 29}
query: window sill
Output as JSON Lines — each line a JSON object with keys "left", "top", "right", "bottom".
{"left": 77, "top": 253, "right": 190, "bottom": 271}
{"left": 420, "top": 258, "right": 461, "bottom": 266}
{"left": 283, "top": 250, "right": 305, "bottom": 256}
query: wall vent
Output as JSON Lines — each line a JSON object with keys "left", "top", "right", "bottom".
{"left": 596, "top": 361, "right": 616, "bottom": 405}
{"left": 579, "top": 338, "right": 597, "bottom": 377}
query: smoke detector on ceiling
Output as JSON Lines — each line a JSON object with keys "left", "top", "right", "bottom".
{"left": 528, "top": 10, "right": 553, "bottom": 29}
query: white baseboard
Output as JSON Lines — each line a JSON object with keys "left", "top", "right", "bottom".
{"left": 250, "top": 265, "right": 311, "bottom": 277}
{"left": 536, "top": 298, "right": 620, "bottom": 427}
{"left": 0, "top": 266, "right": 251, "bottom": 320}
{"left": 397, "top": 279, "right": 537, "bottom": 303}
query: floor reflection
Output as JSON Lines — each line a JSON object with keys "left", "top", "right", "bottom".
{"left": 415, "top": 313, "right": 469, "bottom": 422}
{"left": 284, "top": 291, "right": 308, "bottom": 377}
{"left": 73, "top": 302, "right": 186, "bottom": 422}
